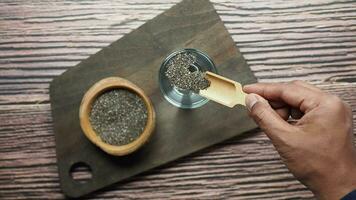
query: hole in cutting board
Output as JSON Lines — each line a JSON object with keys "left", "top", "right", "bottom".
{"left": 69, "top": 162, "right": 92, "bottom": 184}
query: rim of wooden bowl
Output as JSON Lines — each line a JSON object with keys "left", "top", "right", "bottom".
{"left": 79, "top": 77, "right": 155, "bottom": 156}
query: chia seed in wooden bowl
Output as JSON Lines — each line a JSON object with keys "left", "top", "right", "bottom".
{"left": 79, "top": 77, "right": 155, "bottom": 156}
{"left": 89, "top": 89, "right": 148, "bottom": 146}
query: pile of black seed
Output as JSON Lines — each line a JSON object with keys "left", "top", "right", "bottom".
{"left": 89, "top": 89, "right": 148, "bottom": 146}
{"left": 165, "top": 52, "right": 210, "bottom": 93}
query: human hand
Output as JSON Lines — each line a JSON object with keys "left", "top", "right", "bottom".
{"left": 243, "top": 81, "right": 356, "bottom": 200}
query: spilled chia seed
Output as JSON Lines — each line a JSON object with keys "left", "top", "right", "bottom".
{"left": 89, "top": 89, "right": 148, "bottom": 146}
{"left": 165, "top": 52, "right": 210, "bottom": 93}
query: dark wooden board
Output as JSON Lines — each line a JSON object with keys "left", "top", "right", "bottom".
{"left": 2, "top": 0, "right": 356, "bottom": 199}
{"left": 49, "top": 0, "right": 257, "bottom": 198}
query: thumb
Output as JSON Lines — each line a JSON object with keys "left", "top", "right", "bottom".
{"left": 245, "top": 93, "right": 292, "bottom": 141}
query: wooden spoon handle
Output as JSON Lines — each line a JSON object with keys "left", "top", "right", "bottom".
{"left": 199, "top": 71, "right": 246, "bottom": 108}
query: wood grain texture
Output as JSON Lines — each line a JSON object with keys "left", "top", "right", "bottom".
{"left": 0, "top": 0, "right": 355, "bottom": 199}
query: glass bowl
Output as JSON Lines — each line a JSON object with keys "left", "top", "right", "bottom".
{"left": 158, "top": 48, "right": 217, "bottom": 109}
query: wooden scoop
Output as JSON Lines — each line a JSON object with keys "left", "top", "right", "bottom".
{"left": 199, "top": 71, "right": 246, "bottom": 108}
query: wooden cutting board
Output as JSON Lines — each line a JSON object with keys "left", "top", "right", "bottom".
{"left": 49, "top": 0, "right": 258, "bottom": 198}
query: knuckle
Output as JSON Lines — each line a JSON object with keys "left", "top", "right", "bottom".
{"left": 252, "top": 106, "right": 266, "bottom": 119}
{"left": 343, "top": 101, "right": 352, "bottom": 113}
{"left": 323, "top": 94, "right": 352, "bottom": 115}
{"left": 251, "top": 103, "right": 268, "bottom": 123}
{"left": 286, "top": 82, "right": 294, "bottom": 87}
{"left": 290, "top": 80, "right": 304, "bottom": 85}
{"left": 325, "top": 94, "right": 343, "bottom": 107}
{"left": 285, "top": 81, "right": 301, "bottom": 92}
{"left": 330, "top": 94, "right": 342, "bottom": 102}
{"left": 303, "top": 98, "right": 320, "bottom": 111}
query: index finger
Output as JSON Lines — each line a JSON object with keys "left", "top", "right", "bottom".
{"left": 243, "top": 82, "right": 325, "bottom": 113}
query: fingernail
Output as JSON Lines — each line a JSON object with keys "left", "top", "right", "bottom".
{"left": 245, "top": 93, "right": 258, "bottom": 111}
{"left": 243, "top": 84, "right": 253, "bottom": 91}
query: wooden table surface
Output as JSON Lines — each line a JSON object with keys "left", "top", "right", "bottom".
{"left": 1, "top": 0, "right": 355, "bottom": 199}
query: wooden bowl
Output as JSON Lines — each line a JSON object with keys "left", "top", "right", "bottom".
{"left": 79, "top": 77, "right": 155, "bottom": 156}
